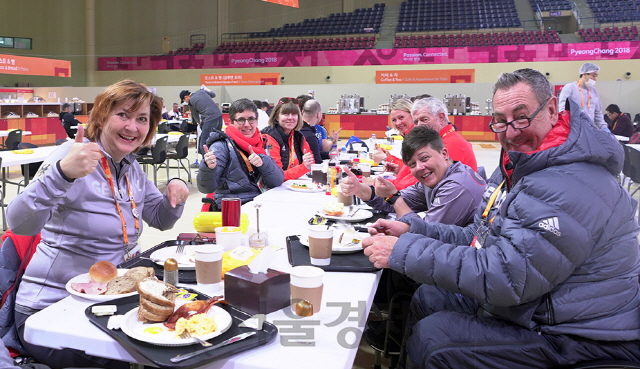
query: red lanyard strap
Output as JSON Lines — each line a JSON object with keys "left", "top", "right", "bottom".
{"left": 100, "top": 155, "right": 140, "bottom": 252}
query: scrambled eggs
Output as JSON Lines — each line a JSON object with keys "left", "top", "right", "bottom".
{"left": 175, "top": 313, "right": 217, "bottom": 337}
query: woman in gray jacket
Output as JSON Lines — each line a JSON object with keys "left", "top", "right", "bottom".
{"left": 197, "top": 98, "right": 284, "bottom": 208}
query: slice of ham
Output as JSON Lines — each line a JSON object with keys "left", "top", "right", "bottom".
{"left": 71, "top": 282, "right": 108, "bottom": 295}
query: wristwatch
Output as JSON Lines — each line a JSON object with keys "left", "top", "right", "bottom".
{"left": 385, "top": 191, "right": 401, "bottom": 205}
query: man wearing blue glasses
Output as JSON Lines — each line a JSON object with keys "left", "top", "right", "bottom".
{"left": 363, "top": 68, "right": 640, "bottom": 368}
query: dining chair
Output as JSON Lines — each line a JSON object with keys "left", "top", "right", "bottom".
{"left": 16, "top": 143, "right": 42, "bottom": 193}
{"left": 55, "top": 138, "right": 68, "bottom": 145}
{"left": 163, "top": 134, "right": 192, "bottom": 182}
{"left": 0, "top": 157, "right": 5, "bottom": 231}
{"left": 157, "top": 122, "right": 169, "bottom": 134}
{"left": 2, "top": 130, "right": 22, "bottom": 151}
{"left": 137, "top": 136, "right": 168, "bottom": 187}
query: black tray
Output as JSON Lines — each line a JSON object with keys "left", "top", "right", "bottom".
{"left": 117, "top": 240, "right": 198, "bottom": 283}
{"left": 85, "top": 289, "right": 277, "bottom": 369}
{"left": 286, "top": 235, "right": 378, "bottom": 272}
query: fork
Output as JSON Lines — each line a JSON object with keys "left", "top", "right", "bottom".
{"left": 179, "top": 330, "right": 212, "bottom": 347}
{"left": 175, "top": 244, "right": 186, "bottom": 256}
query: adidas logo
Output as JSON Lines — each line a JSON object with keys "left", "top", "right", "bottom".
{"left": 538, "top": 217, "right": 561, "bottom": 236}
{"left": 433, "top": 197, "right": 441, "bottom": 206}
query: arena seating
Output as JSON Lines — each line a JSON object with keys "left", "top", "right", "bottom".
{"left": 530, "top": 0, "right": 572, "bottom": 12}
{"left": 213, "top": 36, "right": 376, "bottom": 54}
{"left": 167, "top": 43, "right": 205, "bottom": 55}
{"left": 586, "top": 0, "right": 640, "bottom": 23}
{"left": 393, "top": 30, "right": 560, "bottom": 47}
{"left": 249, "top": 4, "right": 384, "bottom": 38}
{"left": 578, "top": 25, "right": 639, "bottom": 41}
{"left": 397, "top": 0, "right": 521, "bottom": 32}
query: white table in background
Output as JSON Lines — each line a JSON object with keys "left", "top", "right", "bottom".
{"left": 23, "top": 177, "right": 382, "bottom": 369}
{"left": 0, "top": 130, "right": 31, "bottom": 137}
{"left": 615, "top": 134, "right": 630, "bottom": 143}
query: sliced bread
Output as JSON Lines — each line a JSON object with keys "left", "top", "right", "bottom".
{"left": 137, "top": 277, "right": 178, "bottom": 307}
{"left": 124, "top": 267, "right": 155, "bottom": 283}
{"left": 140, "top": 298, "right": 174, "bottom": 317}
{"left": 105, "top": 276, "right": 137, "bottom": 295}
{"left": 138, "top": 306, "right": 173, "bottom": 323}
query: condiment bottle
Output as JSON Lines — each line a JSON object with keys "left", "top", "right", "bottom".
{"left": 326, "top": 162, "right": 338, "bottom": 195}
{"left": 164, "top": 258, "right": 179, "bottom": 287}
{"left": 351, "top": 158, "right": 362, "bottom": 177}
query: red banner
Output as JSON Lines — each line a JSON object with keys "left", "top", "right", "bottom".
{"left": 263, "top": 0, "right": 298, "bottom": 8}
{"left": 376, "top": 69, "right": 474, "bottom": 84}
{"left": 201, "top": 72, "right": 280, "bottom": 85}
{"left": 0, "top": 54, "right": 70, "bottom": 77}
{"left": 98, "top": 41, "right": 640, "bottom": 71}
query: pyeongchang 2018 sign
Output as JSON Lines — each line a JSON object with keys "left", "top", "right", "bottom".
{"left": 98, "top": 41, "right": 640, "bottom": 71}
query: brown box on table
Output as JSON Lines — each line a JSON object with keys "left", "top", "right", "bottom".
{"left": 224, "top": 265, "right": 291, "bottom": 315}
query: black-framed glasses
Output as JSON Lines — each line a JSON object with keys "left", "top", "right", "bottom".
{"left": 278, "top": 97, "right": 299, "bottom": 105}
{"left": 233, "top": 117, "right": 257, "bottom": 125}
{"left": 489, "top": 97, "right": 551, "bottom": 133}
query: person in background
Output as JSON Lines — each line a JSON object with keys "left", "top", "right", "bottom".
{"left": 364, "top": 68, "right": 640, "bottom": 368}
{"left": 302, "top": 99, "right": 340, "bottom": 160}
{"left": 262, "top": 97, "right": 314, "bottom": 181}
{"left": 180, "top": 85, "right": 223, "bottom": 159}
{"left": 411, "top": 97, "right": 478, "bottom": 172}
{"left": 8, "top": 79, "right": 189, "bottom": 369}
{"left": 264, "top": 100, "right": 274, "bottom": 116}
{"left": 253, "top": 99, "right": 270, "bottom": 131}
{"left": 605, "top": 104, "right": 634, "bottom": 137}
{"left": 297, "top": 97, "right": 323, "bottom": 164}
{"left": 559, "top": 62, "right": 607, "bottom": 129}
{"left": 198, "top": 98, "right": 284, "bottom": 207}
{"left": 160, "top": 97, "right": 169, "bottom": 120}
{"left": 168, "top": 102, "right": 182, "bottom": 119}
{"left": 58, "top": 103, "right": 81, "bottom": 139}
{"left": 370, "top": 98, "right": 418, "bottom": 191}
{"left": 296, "top": 94, "right": 313, "bottom": 111}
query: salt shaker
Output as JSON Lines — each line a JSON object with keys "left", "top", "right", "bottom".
{"left": 164, "top": 258, "right": 179, "bottom": 287}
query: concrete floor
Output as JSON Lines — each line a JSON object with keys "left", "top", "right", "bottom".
{"left": 0, "top": 140, "right": 504, "bottom": 369}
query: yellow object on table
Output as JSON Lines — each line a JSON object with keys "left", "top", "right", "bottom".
{"left": 12, "top": 149, "right": 33, "bottom": 154}
{"left": 377, "top": 144, "right": 393, "bottom": 151}
{"left": 193, "top": 212, "right": 249, "bottom": 233}
{"left": 359, "top": 158, "right": 378, "bottom": 166}
{"left": 168, "top": 131, "right": 181, "bottom": 135}
{"left": 221, "top": 246, "right": 261, "bottom": 277}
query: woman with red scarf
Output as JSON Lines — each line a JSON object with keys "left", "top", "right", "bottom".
{"left": 261, "top": 97, "right": 314, "bottom": 181}
{"left": 197, "top": 98, "right": 284, "bottom": 209}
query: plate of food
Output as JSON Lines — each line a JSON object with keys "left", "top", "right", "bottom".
{"left": 319, "top": 203, "right": 373, "bottom": 222}
{"left": 149, "top": 246, "right": 197, "bottom": 270}
{"left": 120, "top": 278, "right": 232, "bottom": 346}
{"left": 299, "top": 228, "right": 368, "bottom": 253}
{"left": 66, "top": 262, "right": 155, "bottom": 302}
{"left": 287, "top": 182, "right": 323, "bottom": 192}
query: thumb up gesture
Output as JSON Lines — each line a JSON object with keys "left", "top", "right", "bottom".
{"left": 59, "top": 125, "right": 102, "bottom": 180}
{"left": 248, "top": 146, "right": 263, "bottom": 167}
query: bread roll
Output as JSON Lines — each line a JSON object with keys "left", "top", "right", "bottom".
{"left": 89, "top": 261, "right": 118, "bottom": 283}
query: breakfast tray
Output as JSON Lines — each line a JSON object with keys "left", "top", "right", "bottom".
{"left": 286, "top": 235, "right": 378, "bottom": 272}
{"left": 118, "top": 240, "right": 199, "bottom": 283}
{"left": 86, "top": 290, "right": 277, "bottom": 369}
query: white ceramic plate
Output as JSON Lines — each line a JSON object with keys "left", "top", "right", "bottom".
{"left": 286, "top": 183, "right": 324, "bottom": 193}
{"left": 120, "top": 305, "right": 232, "bottom": 347}
{"left": 370, "top": 166, "right": 385, "bottom": 172}
{"left": 318, "top": 209, "right": 373, "bottom": 222}
{"left": 150, "top": 246, "right": 197, "bottom": 270}
{"left": 65, "top": 269, "right": 137, "bottom": 302}
{"left": 298, "top": 231, "right": 367, "bottom": 254}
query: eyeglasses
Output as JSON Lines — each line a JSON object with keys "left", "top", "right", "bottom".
{"left": 589, "top": 72, "right": 599, "bottom": 77}
{"left": 233, "top": 117, "right": 257, "bottom": 125}
{"left": 489, "top": 97, "right": 551, "bottom": 133}
{"left": 278, "top": 97, "right": 299, "bottom": 105}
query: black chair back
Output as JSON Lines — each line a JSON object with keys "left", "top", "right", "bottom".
{"left": 157, "top": 123, "right": 169, "bottom": 134}
{"left": 627, "top": 146, "right": 640, "bottom": 185}
{"left": 173, "top": 134, "right": 189, "bottom": 159}
{"left": 5, "top": 130, "right": 22, "bottom": 150}
{"left": 151, "top": 136, "right": 168, "bottom": 164}
{"left": 623, "top": 145, "right": 634, "bottom": 179}
{"left": 55, "top": 139, "right": 67, "bottom": 145}
{"left": 17, "top": 142, "right": 41, "bottom": 179}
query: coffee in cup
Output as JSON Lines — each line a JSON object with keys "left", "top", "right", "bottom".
{"left": 307, "top": 225, "right": 333, "bottom": 266}
{"left": 360, "top": 163, "right": 371, "bottom": 177}
{"left": 290, "top": 266, "right": 324, "bottom": 315}
{"left": 337, "top": 189, "right": 353, "bottom": 206}
{"left": 311, "top": 164, "right": 326, "bottom": 185}
{"left": 195, "top": 244, "right": 224, "bottom": 293}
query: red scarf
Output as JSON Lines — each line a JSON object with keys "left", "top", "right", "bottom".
{"left": 225, "top": 125, "right": 266, "bottom": 155}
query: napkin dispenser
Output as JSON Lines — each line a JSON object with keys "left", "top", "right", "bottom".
{"left": 224, "top": 265, "right": 290, "bottom": 315}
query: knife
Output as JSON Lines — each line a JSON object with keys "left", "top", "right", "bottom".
{"left": 170, "top": 332, "right": 256, "bottom": 363}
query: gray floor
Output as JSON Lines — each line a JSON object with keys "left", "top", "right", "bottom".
{"left": 0, "top": 140, "right": 502, "bottom": 369}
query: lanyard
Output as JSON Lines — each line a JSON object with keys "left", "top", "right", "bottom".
{"left": 287, "top": 133, "right": 296, "bottom": 169}
{"left": 100, "top": 155, "right": 140, "bottom": 257}
{"left": 440, "top": 124, "right": 455, "bottom": 139}
{"left": 481, "top": 180, "right": 505, "bottom": 223}
{"left": 226, "top": 139, "right": 265, "bottom": 192}
{"left": 471, "top": 180, "right": 505, "bottom": 249}
{"left": 577, "top": 81, "right": 591, "bottom": 109}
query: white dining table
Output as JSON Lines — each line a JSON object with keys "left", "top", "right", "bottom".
{"left": 23, "top": 177, "right": 382, "bottom": 369}
{"left": 615, "top": 134, "right": 630, "bottom": 143}
{"left": 0, "top": 130, "right": 32, "bottom": 137}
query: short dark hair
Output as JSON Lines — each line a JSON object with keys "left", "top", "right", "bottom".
{"left": 413, "top": 94, "right": 432, "bottom": 101}
{"left": 252, "top": 100, "right": 262, "bottom": 108}
{"left": 261, "top": 101, "right": 270, "bottom": 109}
{"left": 606, "top": 104, "right": 621, "bottom": 114}
{"left": 229, "top": 98, "right": 258, "bottom": 121}
{"left": 401, "top": 125, "right": 445, "bottom": 164}
{"left": 296, "top": 94, "right": 313, "bottom": 110}
{"left": 493, "top": 68, "right": 552, "bottom": 106}
{"left": 61, "top": 102, "right": 73, "bottom": 111}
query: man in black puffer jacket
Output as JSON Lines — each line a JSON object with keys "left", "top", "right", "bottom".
{"left": 363, "top": 68, "right": 640, "bottom": 368}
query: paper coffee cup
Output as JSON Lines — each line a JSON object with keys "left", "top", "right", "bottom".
{"left": 215, "top": 226, "right": 243, "bottom": 252}
{"left": 195, "top": 244, "right": 224, "bottom": 294}
{"left": 337, "top": 189, "right": 353, "bottom": 206}
{"left": 307, "top": 225, "right": 333, "bottom": 266}
{"left": 290, "top": 266, "right": 324, "bottom": 315}
{"left": 360, "top": 163, "right": 371, "bottom": 177}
